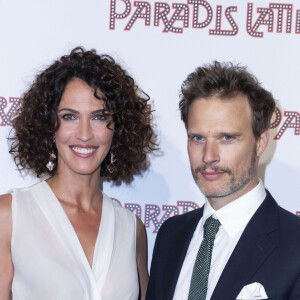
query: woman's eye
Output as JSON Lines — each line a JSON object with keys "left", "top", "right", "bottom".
{"left": 62, "top": 114, "right": 76, "bottom": 120}
{"left": 93, "top": 114, "right": 107, "bottom": 121}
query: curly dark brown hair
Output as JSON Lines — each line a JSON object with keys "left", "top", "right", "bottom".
{"left": 9, "top": 47, "right": 157, "bottom": 182}
{"left": 179, "top": 61, "right": 275, "bottom": 139}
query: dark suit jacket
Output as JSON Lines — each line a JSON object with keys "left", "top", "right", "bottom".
{"left": 146, "top": 191, "right": 300, "bottom": 300}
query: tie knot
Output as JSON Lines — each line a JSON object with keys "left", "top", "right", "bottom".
{"left": 203, "top": 216, "right": 220, "bottom": 240}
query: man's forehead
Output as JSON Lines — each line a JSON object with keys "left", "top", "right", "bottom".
{"left": 193, "top": 92, "right": 248, "bottom": 103}
{"left": 187, "top": 94, "right": 252, "bottom": 130}
{"left": 189, "top": 93, "right": 250, "bottom": 113}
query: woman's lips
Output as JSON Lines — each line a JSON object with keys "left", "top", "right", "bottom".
{"left": 69, "top": 145, "right": 98, "bottom": 158}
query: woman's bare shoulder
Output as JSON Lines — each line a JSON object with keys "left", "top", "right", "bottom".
{"left": 135, "top": 216, "right": 149, "bottom": 300}
{"left": 0, "top": 194, "right": 12, "bottom": 230}
{"left": 0, "top": 193, "right": 13, "bottom": 247}
{"left": 0, "top": 194, "right": 12, "bottom": 201}
{"left": 0, "top": 194, "right": 13, "bottom": 299}
{"left": 0, "top": 194, "right": 12, "bottom": 214}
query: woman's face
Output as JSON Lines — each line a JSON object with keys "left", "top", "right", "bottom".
{"left": 55, "top": 78, "right": 114, "bottom": 177}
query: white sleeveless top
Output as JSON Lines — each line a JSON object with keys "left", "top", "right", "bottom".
{"left": 10, "top": 181, "right": 139, "bottom": 300}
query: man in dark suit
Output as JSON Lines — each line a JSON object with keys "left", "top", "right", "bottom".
{"left": 146, "top": 62, "right": 300, "bottom": 300}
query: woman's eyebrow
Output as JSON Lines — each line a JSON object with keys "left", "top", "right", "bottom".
{"left": 58, "top": 108, "right": 106, "bottom": 114}
{"left": 91, "top": 109, "right": 105, "bottom": 114}
{"left": 57, "top": 108, "right": 78, "bottom": 113}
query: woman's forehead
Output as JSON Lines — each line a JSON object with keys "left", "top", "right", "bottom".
{"left": 59, "top": 79, "right": 106, "bottom": 110}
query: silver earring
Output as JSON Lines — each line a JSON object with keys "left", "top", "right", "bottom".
{"left": 46, "top": 153, "right": 56, "bottom": 171}
{"left": 107, "top": 152, "right": 116, "bottom": 174}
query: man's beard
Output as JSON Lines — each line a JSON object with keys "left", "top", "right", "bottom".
{"left": 192, "top": 146, "right": 257, "bottom": 199}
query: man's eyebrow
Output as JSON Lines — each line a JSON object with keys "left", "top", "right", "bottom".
{"left": 187, "top": 133, "right": 203, "bottom": 138}
{"left": 217, "top": 132, "right": 242, "bottom": 138}
{"left": 219, "top": 132, "right": 241, "bottom": 136}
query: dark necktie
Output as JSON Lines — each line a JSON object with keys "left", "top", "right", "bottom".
{"left": 187, "top": 216, "right": 221, "bottom": 300}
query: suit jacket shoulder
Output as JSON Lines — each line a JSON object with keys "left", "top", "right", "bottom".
{"left": 278, "top": 204, "right": 300, "bottom": 235}
{"left": 211, "top": 190, "right": 300, "bottom": 300}
{"left": 146, "top": 207, "right": 204, "bottom": 300}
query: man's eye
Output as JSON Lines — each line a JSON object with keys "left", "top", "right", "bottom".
{"left": 192, "top": 136, "right": 205, "bottom": 142}
{"left": 222, "top": 135, "right": 233, "bottom": 141}
{"left": 62, "top": 114, "right": 76, "bottom": 120}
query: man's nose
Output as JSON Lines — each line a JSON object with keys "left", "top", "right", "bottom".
{"left": 202, "top": 140, "right": 220, "bottom": 165}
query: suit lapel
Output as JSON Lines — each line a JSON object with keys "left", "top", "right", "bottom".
{"left": 211, "top": 191, "right": 279, "bottom": 300}
{"left": 165, "top": 207, "right": 204, "bottom": 300}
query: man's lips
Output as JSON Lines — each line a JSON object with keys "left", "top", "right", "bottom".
{"left": 201, "top": 171, "right": 225, "bottom": 180}
{"left": 194, "top": 166, "right": 232, "bottom": 180}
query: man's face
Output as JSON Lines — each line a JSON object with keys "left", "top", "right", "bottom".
{"left": 187, "top": 94, "right": 269, "bottom": 209}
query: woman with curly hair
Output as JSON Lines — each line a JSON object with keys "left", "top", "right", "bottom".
{"left": 0, "top": 47, "right": 156, "bottom": 299}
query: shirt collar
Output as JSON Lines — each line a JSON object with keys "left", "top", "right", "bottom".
{"left": 202, "top": 179, "right": 266, "bottom": 238}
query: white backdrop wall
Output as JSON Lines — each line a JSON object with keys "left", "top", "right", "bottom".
{"left": 0, "top": 0, "right": 300, "bottom": 266}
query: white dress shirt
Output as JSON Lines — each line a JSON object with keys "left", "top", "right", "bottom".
{"left": 173, "top": 179, "right": 266, "bottom": 300}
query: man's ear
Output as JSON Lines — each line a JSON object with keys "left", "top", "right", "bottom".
{"left": 256, "top": 130, "right": 270, "bottom": 157}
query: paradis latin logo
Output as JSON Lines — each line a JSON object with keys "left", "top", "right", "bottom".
{"left": 111, "top": 198, "right": 200, "bottom": 233}
{"left": 110, "top": 0, "right": 300, "bottom": 35}
{"left": 0, "top": 97, "right": 22, "bottom": 126}
{"left": 270, "top": 107, "right": 300, "bottom": 140}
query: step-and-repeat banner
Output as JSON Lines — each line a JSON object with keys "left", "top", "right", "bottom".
{"left": 1, "top": 0, "right": 299, "bottom": 265}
